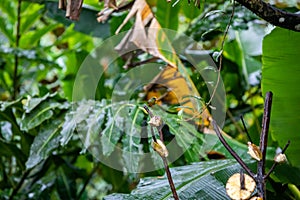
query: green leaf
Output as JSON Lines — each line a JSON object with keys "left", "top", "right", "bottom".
{"left": 25, "top": 119, "right": 63, "bottom": 169}
{"left": 0, "top": 17, "right": 14, "bottom": 43}
{"left": 121, "top": 105, "right": 143, "bottom": 173}
{"left": 101, "top": 108, "right": 122, "bottom": 156}
{"left": 156, "top": 0, "right": 180, "bottom": 30}
{"left": 153, "top": 109, "right": 205, "bottom": 163}
{"left": 56, "top": 166, "right": 77, "bottom": 199}
{"left": 104, "top": 159, "right": 256, "bottom": 200}
{"left": 23, "top": 93, "right": 52, "bottom": 113}
{"left": 20, "top": 101, "right": 55, "bottom": 131}
{"left": 60, "top": 110, "right": 77, "bottom": 146}
{"left": 19, "top": 94, "right": 68, "bottom": 131}
{"left": 20, "top": 23, "right": 58, "bottom": 47}
{"left": 262, "top": 27, "right": 300, "bottom": 168}
{"left": 0, "top": 1, "right": 16, "bottom": 22}
{"left": 180, "top": 0, "right": 202, "bottom": 20}
{"left": 20, "top": 2, "right": 44, "bottom": 34}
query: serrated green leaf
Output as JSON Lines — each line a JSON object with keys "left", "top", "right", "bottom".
{"left": 60, "top": 111, "right": 76, "bottom": 146}
{"left": 121, "top": 105, "right": 144, "bottom": 172}
{"left": 262, "top": 27, "right": 300, "bottom": 168}
{"left": 23, "top": 93, "right": 52, "bottom": 113}
{"left": 0, "top": 97, "right": 22, "bottom": 111}
{"left": 19, "top": 100, "right": 62, "bottom": 131}
{"left": 101, "top": 104, "right": 129, "bottom": 156}
{"left": 26, "top": 120, "right": 63, "bottom": 169}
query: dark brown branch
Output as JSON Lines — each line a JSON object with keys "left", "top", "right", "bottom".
{"left": 235, "top": 0, "right": 300, "bottom": 32}
{"left": 212, "top": 120, "right": 255, "bottom": 178}
{"left": 257, "top": 91, "right": 273, "bottom": 199}
{"left": 162, "top": 157, "right": 179, "bottom": 200}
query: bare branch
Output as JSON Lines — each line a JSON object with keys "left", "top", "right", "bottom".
{"left": 236, "top": 0, "right": 300, "bottom": 32}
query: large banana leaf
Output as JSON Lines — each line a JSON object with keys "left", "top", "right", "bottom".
{"left": 104, "top": 159, "right": 255, "bottom": 200}
{"left": 104, "top": 158, "right": 300, "bottom": 199}
{"left": 262, "top": 27, "right": 300, "bottom": 168}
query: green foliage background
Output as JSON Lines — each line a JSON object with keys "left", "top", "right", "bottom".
{"left": 0, "top": 0, "right": 300, "bottom": 199}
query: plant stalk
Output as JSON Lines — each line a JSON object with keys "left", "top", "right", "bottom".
{"left": 13, "top": 0, "right": 22, "bottom": 100}
{"left": 144, "top": 105, "right": 179, "bottom": 200}
{"left": 257, "top": 91, "right": 273, "bottom": 200}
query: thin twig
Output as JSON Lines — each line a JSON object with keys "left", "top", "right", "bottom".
{"left": 212, "top": 120, "right": 255, "bottom": 178}
{"left": 264, "top": 140, "right": 290, "bottom": 179}
{"left": 76, "top": 163, "right": 99, "bottom": 200}
{"left": 257, "top": 91, "right": 273, "bottom": 199}
{"left": 13, "top": 0, "right": 22, "bottom": 100}
{"left": 9, "top": 169, "right": 31, "bottom": 200}
{"left": 201, "top": 0, "right": 236, "bottom": 114}
{"left": 240, "top": 115, "right": 253, "bottom": 143}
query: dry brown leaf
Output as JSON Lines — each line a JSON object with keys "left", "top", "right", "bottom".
{"left": 144, "top": 65, "right": 211, "bottom": 125}
{"left": 113, "top": 0, "right": 212, "bottom": 128}
{"left": 115, "top": 0, "right": 153, "bottom": 34}
{"left": 58, "top": 0, "right": 83, "bottom": 20}
{"left": 97, "top": 0, "right": 131, "bottom": 23}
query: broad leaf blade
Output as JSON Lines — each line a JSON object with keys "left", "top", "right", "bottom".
{"left": 104, "top": 159, "right": 256, "bottom": 200}
{"left": 262, "top": 27, "right": 300, "bottom": 168}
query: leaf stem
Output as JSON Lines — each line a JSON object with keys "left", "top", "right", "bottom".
{"left": 240, "top": 115, "right": 253, "bottom": 143}
{"left": 13, "top": 0, "right": 22, "bottom": 100}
